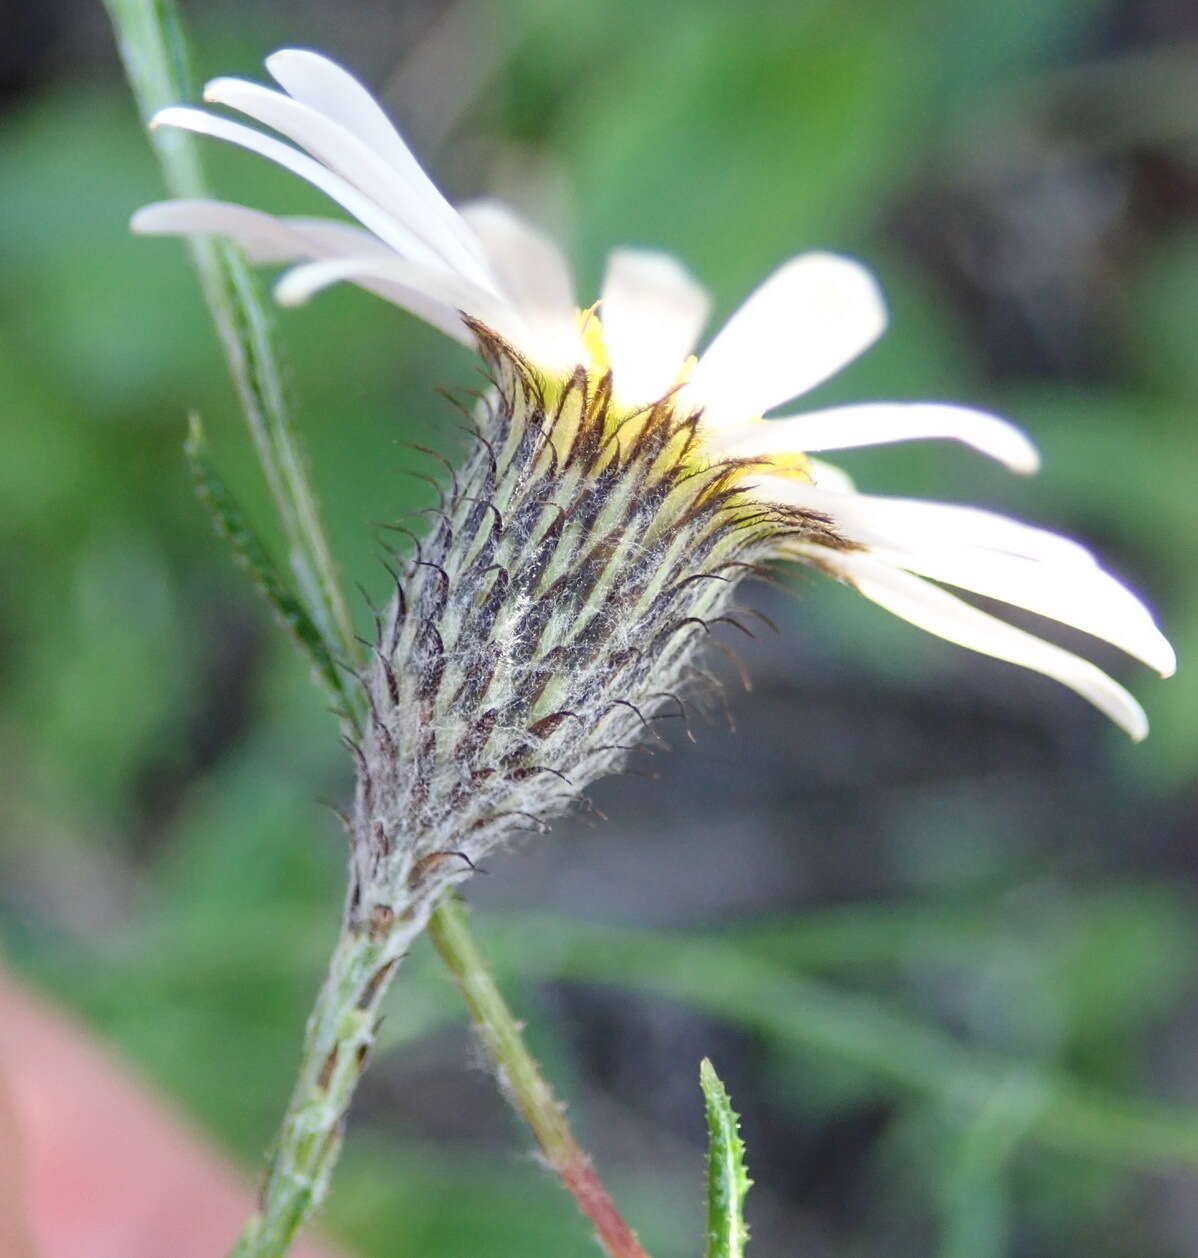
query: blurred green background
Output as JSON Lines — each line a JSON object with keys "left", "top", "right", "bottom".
{"left": 2, "top": 0, "right": 1198, "bottom": 1254}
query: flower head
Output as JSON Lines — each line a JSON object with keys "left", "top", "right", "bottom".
{"left": 134, "top": 48, "right": 1173, "bottom": 904}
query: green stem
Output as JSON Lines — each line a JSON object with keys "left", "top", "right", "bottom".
{"left": 428, "top": 898, "right": 651, "bottom": 1258}
{"left": 229, "top": 912, "right": 412, "bottom": 1258}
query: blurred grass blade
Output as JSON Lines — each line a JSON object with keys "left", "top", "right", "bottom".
{"left": 939, "top": 1073, "right": 1047, "bottom": 1258}
{"left": 185, "top": 415, "right": 351, "bottom": 717}
{"left": 392, "top": 914, "right": 1198, "bottom": 1176}
{"left": 701, "top": 1059, "right": 752, "bottom": 1258}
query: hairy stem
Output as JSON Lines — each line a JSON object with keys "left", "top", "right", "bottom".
{"left": 428, "top": 897, "right": 650, "bottom": 1258}
{"left": 227, "top": 911, "right": 413, "bottom": 1258}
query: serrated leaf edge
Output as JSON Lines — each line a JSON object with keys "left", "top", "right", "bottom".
{"left": 185, "top": 414, "right": 354, "bottom": 723}
{"left": 701, "top": 1057, "right": 752, "bottom": 1258}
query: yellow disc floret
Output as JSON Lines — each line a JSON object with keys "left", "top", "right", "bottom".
{"left": 719, "top": 417, "right": 813, "bottom": 483}
{"left": 576, "top": 305, "right": 609, "bottom": 376}
{"left": 564, "top": 307, "right": 812, "bottom": 486}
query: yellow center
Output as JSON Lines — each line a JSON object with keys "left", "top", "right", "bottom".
{"left": 570, "top": 308, "right": 812, "bottom": 483}
{"left": 576, "top": 305, "right": 609, "bottom": 375}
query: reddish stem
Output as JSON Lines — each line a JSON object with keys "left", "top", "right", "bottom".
{"left": 427, "top": 897, "right": 650, "bottom": 1258}
{"left": 559, "top": 1158, "right": 651, "bottom": 1258}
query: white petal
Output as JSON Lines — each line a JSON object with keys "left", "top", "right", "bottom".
{"left": 273, "top": 255, "right": 530, "bottom": 348}
{"left": 867, "top": 543, "right": 1176, "bottom": 676}
{"left": 264, "top": 49, "right": 492, "bottom": 274}
{"left": 131, "top": 199, "right": 389, "bottom": 264}
{"left": 754, "top": 478, "right": 1100, "bottom": 568}
{"left": 201, "top": 78, "right": 495, "bottom": 288}
{"left": 708, "top": 402, "right": 1041, "bottom": 475}
{"left": 808, "top": 458, "right": 857, "bottom": 494}
{"left": 276, "top": 216, "right": 395, "bottom": 258}
{"left": 276, "top": 259, "right": 465, "bottom": 342}
{"left": 133, "top": 199, "right": 314, "bottom": 262}
{"left": 457, "top": 199, "right": 583, "bottom": 369}
{"left": 457, "top": 200, "right": 575, "bottom": 314}
{"left": 150, "top": 107, "right": 448, "bottom": 270}
{"left": 798, "top": 545, "right": 1150, "bottom": 740}
{"left": 686, "top": 252, "right": 887, "bottom": 428}
{"left": 131, "top": 198, "right": 468, "bottom": 324}
{"left": 599, "top": 248, "right": 711, "bottom": 406}
{"left": 773, "top": 477, "right": 1175, "bottom": 677}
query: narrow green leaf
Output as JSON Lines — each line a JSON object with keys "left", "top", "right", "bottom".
{"left": 185, "top": 415, "right": 354, "bottom": 721}
{"left": 938, "top": 1073, "right": 1047, "bottom": 1258}
{"left": 701, "top": 1058, "right": 751, "bottom": 1258}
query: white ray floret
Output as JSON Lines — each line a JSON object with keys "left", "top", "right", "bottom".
{"left": 131, "top": 198, "right": 386, "bottom": 263}
{"left": 200, "top": 76, "right": 494, "bottom": 284}
{"left": 133, "top": 46, "right": 1175, "bottom": 738}
{"left": 150, "top": 106, "right": 452, "bottom": 268}
{"left": 758, "top": 479, "right": 1101, "bottom": 567}
{"left": 807, "top": 458, "right": 859, "bottom": 494}
{"left": 600, "top": 249, "right": 710, "bottom": 407}
{"left": 761, "top": 474, "right": 1174, "bottom": 672}
{"left": 134, "top": 199, "right": 488, "bottom": 344}
{"left": 683, "top": 253, "right": 888, "bottom": 429}
{"left": 863, "top": 544, "right": 1175, "bottom": 677}
{"left": 707, "top": 402, "right": 1041, "bottom": 475}
{"left": 272, "top": 253, "right": 528, "bottom": 339}
{"left": 458, "top": 200, "right": 583, "bottom": 367}
{"left": 793, "top": 544, "right": 1153, "bottom": 741}
{"left": 263, "top": 47, "right": 474, "bottom": 252}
